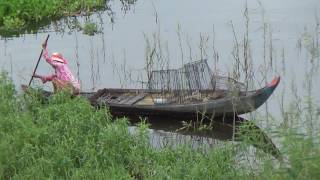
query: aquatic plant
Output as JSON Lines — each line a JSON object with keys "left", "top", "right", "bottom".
{"left": 83, "top": 22, "right": 100, "bottom": 36}
{"left": 0, "top": 0, "right": 108, "bottom": 36}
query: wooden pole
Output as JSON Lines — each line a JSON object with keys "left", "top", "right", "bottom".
{"left": 28, "top": 34, "right": 50, "bottom": 86}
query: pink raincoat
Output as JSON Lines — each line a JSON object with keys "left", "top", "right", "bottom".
{"left": 42, "top": 48, "right": 80, "bottom": 91}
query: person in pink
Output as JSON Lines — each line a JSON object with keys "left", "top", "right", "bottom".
{"left": 33, "top": 43, "right": 80, "bottom": 94}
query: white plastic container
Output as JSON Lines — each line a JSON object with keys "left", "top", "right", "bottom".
{"left": 154, "top": 98, "right": 168, "bottom": 105}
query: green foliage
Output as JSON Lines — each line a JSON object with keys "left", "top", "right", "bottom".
{"left": 3, "top": 16, "right": 25, "bottom": 31}
{"left": 235, "top": 120, "right": 320, "bottom": 179}
{"left": 83, "top": 22, "right": 100, "bottom": 36}
{"left": 0, "top": 72, "right": 244, "bottom": 179}
{"left": 0, "top": 72, "right": 16, "bottom": 116}
{"left": 277, "top": 131, "right": 320, "bottom": 179}
{"left": 1, "top": 72, "right": 320, "bottom": 179}
{"left": 0, "top": 0, "right": 108, "bottom": 32}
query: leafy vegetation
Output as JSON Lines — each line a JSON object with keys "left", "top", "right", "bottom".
{"left": 0, "top": 0, "right": 107, "bottom": 34}
{"left": 83, "top": 22, "right": 100, "bottom": 36}
{"left": 0, "top": 72, "right": 245, "bottom": 179}
{"left": 1, "top": 72, "right": 320, "bottom": 179}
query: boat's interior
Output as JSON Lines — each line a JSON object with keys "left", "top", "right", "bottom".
{"left": 88, "top": 88, "right": 245, "bottom": 106}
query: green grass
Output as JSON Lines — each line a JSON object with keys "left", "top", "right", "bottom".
{"left": 0, "top": 72, "right": 245, "bottom": 179}
{"left": 0, "top": 0, "right": 107, "bottom": 33}
{"left": 1, "top": 72, "right": 320, "bottom": 179}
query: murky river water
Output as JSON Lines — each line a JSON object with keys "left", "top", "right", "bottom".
{"left": 0, "top": 0, "right": 319, "bottom": 148}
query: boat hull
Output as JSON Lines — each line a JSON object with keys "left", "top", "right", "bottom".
{"left": 23, "top": 77, "right": 280, "bottom": 119}
{"left": 89, "top": 77, "right": 280, "bottom": 119}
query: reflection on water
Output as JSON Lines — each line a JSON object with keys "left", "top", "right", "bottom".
{"left": 128, "top": 115, "right": 281, "bottom": 158}
{"left": 129, "top": 126, "right": 223, "bottom": 150}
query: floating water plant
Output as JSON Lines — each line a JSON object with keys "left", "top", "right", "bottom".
{"left": 83, "top": 22, "right": 100, "bottom": 36}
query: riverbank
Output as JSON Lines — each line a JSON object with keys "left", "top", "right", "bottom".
{"left": 1, "top": 72, "right": 320, "bottom": 179}
{"left": 0, "top": 0, "right": 107, "bottom": 35}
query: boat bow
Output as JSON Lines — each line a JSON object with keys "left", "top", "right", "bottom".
{"left": 253, "top": 76, "right": 280, "bottom": 109}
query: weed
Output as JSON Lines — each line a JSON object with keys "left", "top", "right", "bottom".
{"left": 83, "top": 22, "right": 100, "bottom": 36}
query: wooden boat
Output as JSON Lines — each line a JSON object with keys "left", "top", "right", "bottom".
{"left": 79, "top": 76, "right": 280, "bottom": 118}
{"left": 23, "top": 58, "right": 280, "bottom": 119}
{"left": 23, "top": 76, "right": 280, "bottom": 118}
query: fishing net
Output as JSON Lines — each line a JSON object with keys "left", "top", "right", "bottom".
{"left": 214, "top": 75, "right": 246, "bottom": 91}
{"left": 148, "top": 59, "right": 246, "bottom": 103}
{"left": 148, "top": 60, "right": 215, "bottom": 91}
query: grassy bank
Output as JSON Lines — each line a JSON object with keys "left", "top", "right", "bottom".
{"left": 0, "top": 72, "right": 244, "bottom": 179}
{"left": 0, "top": 0, "right": 107, "bottom": 33}
{"left": 1, "top": 72, "right": 320, "bottom": 179}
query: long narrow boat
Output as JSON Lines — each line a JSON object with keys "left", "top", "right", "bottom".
{"left": 81, "top": 76, "right": 280, "bottom": 118}
{"left": 23, "top": 76, "right": 280, "bottom": 118}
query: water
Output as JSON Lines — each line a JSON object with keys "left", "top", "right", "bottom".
{"left": 127, "top": 116, "right": 280, "bottom": 158}
{"left": 0, "top": 0, "right": 319, "bottom": 149}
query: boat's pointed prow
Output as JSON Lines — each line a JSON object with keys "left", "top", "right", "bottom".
{"left": 267, "top": 76, "right": 280, "bottom": 88}
{"left": 252, "top": 76, "right": 280, "bottom": 110}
